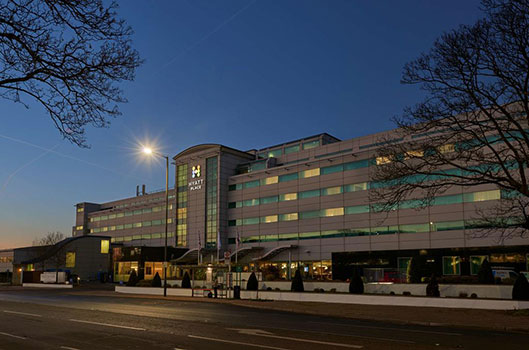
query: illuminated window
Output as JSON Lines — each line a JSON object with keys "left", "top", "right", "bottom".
{"left": 100, "top": 240, "right": 110, "bottom": 254}
{"left": 438, "top": 144, "right": 455, "bottom": 154}
{"left": 76, "top": 225, "right": 83, "bottom": 231}
{"left": 66, "top": 252, "right": 76, "bottom": 268}
{"left": 300, "top": 168, "right": 320, "bottom": 178}
{"left": 442, "top": 256, "right": 461, "bottom": 275}
{"left": 279, "top": 213, "right": 298, "bottom": 221}
{"left": 77, "top": 207, "right": 84, "bottom": 213}
{"left": 376, "top": 156, "right": 392, "bottom": 165}
{"left": 321, "top": 186, "right": 343, "bottom": 196}
{"left": 279, "top": 193, "right": 297, "bottom": 201}
{"left": 321, "top": 207, "right": 344, "bottom": 217}
{"left": 470, "top": 255, "right": 487, "bottom": 275}
{"left": 464, "top": 190, "right": 500, "bottom": 202}
{"left": 260, "top": 176, "right": 278, "bottom": 185}
{"left": 260, "top": 215, "right": 278, "bottom": 223}
{"left": 405, "top": 150, "right": 424, "bottom": 159}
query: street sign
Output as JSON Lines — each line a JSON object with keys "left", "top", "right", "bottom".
{"left": 224, "top": 250, "right": 231, "bottom": 260}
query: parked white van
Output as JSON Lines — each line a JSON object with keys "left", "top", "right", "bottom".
{"left": 492, "top": 270, "right": 518, "bottom": 280}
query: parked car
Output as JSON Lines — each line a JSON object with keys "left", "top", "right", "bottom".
{"left": 492, "top": 269, "right": 519, "bottom": 280}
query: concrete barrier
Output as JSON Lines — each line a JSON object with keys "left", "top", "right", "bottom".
{"left": 240, "top": 290, "right": 529, "bottom": 310}
{"left": 115, "top": 286, "right": 192, "bottom": 297}
{"left": 22, "top": 283, "right": 72, "bottom": 289}
{"left": 258, "top": 281, "right": 514, "bottom": 299}
{"left": 115, "top": 285, "right": 529, "bottom": 310}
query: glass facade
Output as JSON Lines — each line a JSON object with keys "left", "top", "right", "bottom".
{"left": 176, "top": 164, "right": 188, "bottom": 247}
{"left": 206, "top": 157, "right": 218, "bottom": 248}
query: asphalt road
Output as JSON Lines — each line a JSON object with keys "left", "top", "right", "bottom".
{"left": 0, "top": 288, "right": 526, "bottom": 350}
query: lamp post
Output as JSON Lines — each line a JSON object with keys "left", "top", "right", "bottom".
{"left": 143, "top": 147, "right": 169, "bottom": 297}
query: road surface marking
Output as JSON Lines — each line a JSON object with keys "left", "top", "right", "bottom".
{"left": 309, "top": 321, "right": 462, "bottom": 336}
{"left": 188, "top": 335, "right": 291, "bottom": 350}
{"left": 3, "top": 310, "right": 42, "bottom": 317}
{"left": 60, "top": 346, "right": 80, "bottom": 350}
{"left": 69, "top": 319, "right": 146, "bottom": 331}
{"left": 228, "top": 328, "right": 363, "bottom": 348}
{"left": 0, "top": 331, "right": 26, "bottom": 340}
{"left": 266, "top": 325, "right": 415, "bottom": 344}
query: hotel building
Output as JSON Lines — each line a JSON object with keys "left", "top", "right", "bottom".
{"left": 74, "top": 131, "right": 529, "bottom": 281}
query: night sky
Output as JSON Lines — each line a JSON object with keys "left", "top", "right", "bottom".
{"left": 0, "top": 0, "right": 483, "bottom": 248}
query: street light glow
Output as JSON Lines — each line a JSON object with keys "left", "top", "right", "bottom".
{"left": 143, "top": 146, "right": 153, "bottom": 155}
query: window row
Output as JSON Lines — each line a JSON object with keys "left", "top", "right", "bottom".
{"left": 229, "top": 159, "right": 372, "bottom": 191}
{"left": 113, "top": 194, "right": 175, "bottom": 209}
{"left": 228, "top": 190, "right": 501, "bottom": 225}
{"left": 227, "top": 219, "right": 473, "bottom": 244}
{"left": 89, "top": 204, "right": 174, "bottom": 222}
{"left": 257, "top": 140, "right": 321, "bottom": 159}
{"left": 110, "top": 232, "right": 175, "bottom": 243}
{"left": 228, "top": 182, "right": 369, "bottom": 208}
{"left": 89, "top": 218, "right": 173, "bottom": 233}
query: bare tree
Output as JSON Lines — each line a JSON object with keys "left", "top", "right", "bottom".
{"left": 32, "top": 231, "right": 67, "bottom": 282}
{"left": 0, "top": 0, "right": 142, "bottom": 147}
{"left": 33, "top": 231, "right": 65, "bottom": 247}
{"left": 371, "top": 0, "right": 529, "bottom": 240}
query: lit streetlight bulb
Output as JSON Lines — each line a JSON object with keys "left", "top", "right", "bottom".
{"left": 143, "top": 147, "right": 153, "bottom": 155}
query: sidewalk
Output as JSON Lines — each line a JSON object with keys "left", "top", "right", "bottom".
{"left": 74, "top": 289, "right": 529, "bottom": 333}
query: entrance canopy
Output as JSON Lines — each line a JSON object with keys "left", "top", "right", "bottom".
{"left": 252, "top": 245, "right": 297, "bottom": 261}
{"left": 172, "top": 248, "right": 200, "bottom": 264}
{"left": 227, "top": 246, "right": 263, "bottom": 261}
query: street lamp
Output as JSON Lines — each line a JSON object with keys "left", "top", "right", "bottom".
{"left": 142, "top": 146, "right": 169, "bottom": 297}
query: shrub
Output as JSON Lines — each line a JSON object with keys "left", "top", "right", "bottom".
{"left": 267, "top": 287, "right": 272, "bottom": 291}
{"left": 426, "top": 274, "right": 440, "bottom": 297}
{"left": 246, "top": 272, "right": 258, "bottom": 291}
{"left": 349, "top": 269, "right": 364, "bottom": 294}
{"left": 512, "top": 274, "right": 529, "bottom": 301}
{"left": 137, "top": 279, "right": 152, "bottom": 287}
{"left": 291, "top": 269, "right": 304, "bottom": 292}
{"left": 477, "top": 259, "right": 494, "bottom": 284}
{"left": 181, "top": 272, "right": 191, "bottom": 288}
{"left": 330, "top": 288, "right": 337, "bottom": 293}
{"left": 459, "top": 292, "right": 468, "bottom": 298}
{"left": 126, "top": 270, "right": 138, "bottom": 287}
{"left": 152, "top": 272, "right": 162, "bottom": 287}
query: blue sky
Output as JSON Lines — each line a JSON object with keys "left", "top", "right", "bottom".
{"left": 0, "top": 0, "right": 483, "bottom": 249}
